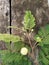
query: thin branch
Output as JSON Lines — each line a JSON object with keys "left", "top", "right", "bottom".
{"left": 26, "top": 32, "right": 33, "bottom": 49}
{"left": 32, "top": 42, "right": 37, "bottom": 50}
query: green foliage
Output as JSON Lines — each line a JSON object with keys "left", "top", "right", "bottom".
{"left": 35, "top": 36, "right": 42, "bottom": 42}
{"left": 0, "top": 10, "right": 34, "bottom": 65}
{"left": 0, "top": 34, "right": 21, "bottom": 50}
{"left": 0, "top": 10, "right": 49, "bottom": 65}
{"left": 35, "top": 24, "right": 49, "bottom": 46}
{"left": 39, "top": 45, "right": 49, "bottom": 65}
{"left": 0, "top": 34, "right": 20, "bottom": 43}
{"left": 35, "top": 24, "right": 49, "bottom": 65}
{"left": 12, "top": 41, "right": 25, "bottom": 52}
{"left": 0, "top": 41, "right": 31, "bottom": 65}
{"left": 23, "top": 11, "right": 35, "bottom": 31}
{"left": 0, "top": 50, "right": 31, "bottom": 65}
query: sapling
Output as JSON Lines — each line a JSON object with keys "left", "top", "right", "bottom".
{"left": 0, "top": 11, "right": 49, "bottom": 65}
{"left": 0, "top": 11, "right": 39, "bottom": 65}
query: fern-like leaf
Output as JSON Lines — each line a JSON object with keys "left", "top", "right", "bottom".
{"left": 23, "top": 11, "right": 35, "bottom": 30}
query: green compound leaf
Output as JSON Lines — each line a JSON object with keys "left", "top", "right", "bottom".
{"left": 23, "top": 11, "right": 35, "bottom": 30}
{"left": 35, "top": 24, "right": 49, "bottom": 65}
{"left": 0, "top": 34, "right": 21, "bottom": 43}
{"left": 39, "top": 45, "right": 49, "bottom": 65}
{"left": 0, "top": 50, "right": 32, "bottom": 65}
{"left": 38, "top": 24, "right": 49, "bottom": 38}
{"left": 35, "top": 24, "right": 49, "bottom": 46}
{"left": 13, "top": 41, "right": 25, "bottom": 52}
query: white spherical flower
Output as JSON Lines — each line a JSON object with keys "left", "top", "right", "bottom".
{"left": 20, "top": 47, "right": 28, "bottom": 55}
{"left": 31, "top": 29, "right": 34, "bottom": 32}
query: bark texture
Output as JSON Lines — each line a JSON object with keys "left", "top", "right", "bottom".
{"left": 0, "top": 0, "right": 9, "bottom": 49}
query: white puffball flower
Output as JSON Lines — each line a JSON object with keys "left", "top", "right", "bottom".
{"left": 31, "top": 29, "right": 34, "bottom": 32}
{"left": 20, "top": 47, "right": 28, "bottom": 55}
